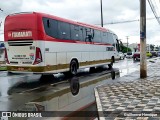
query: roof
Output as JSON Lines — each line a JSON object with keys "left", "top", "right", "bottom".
{"left": 36, "top": 12, "right": 108, "bottom": 31}
{"left": 7, "top": 12, "right": 110, "bottom": 32}
{"left": 6, "top": 12, "right": 117, "bottom": 34}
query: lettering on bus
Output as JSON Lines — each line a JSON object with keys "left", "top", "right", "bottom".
{"left": 12, "top": 55, "right": 30, "bottom": 60}
{"left": 9, "top": 31, "right": 32, "bottom": 38}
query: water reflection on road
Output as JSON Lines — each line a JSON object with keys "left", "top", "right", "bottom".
{"left": 0, "top": 58, "right": 151, "bottom": 97}
{"left": 0, "top": 74, "right": 41, "bottom": 97}
{"left": 115, "top": 58, "right": 140, "bottom": 77}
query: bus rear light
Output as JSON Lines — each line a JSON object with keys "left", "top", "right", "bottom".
{"left": 4, "top": 48, "right": 10, "bottom": 64}
{"left": 33, "top": 47, "right": 42, "bottom": 65}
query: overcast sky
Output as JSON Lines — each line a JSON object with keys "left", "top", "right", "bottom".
{"left": 0, "top": 0, "right": 160, "bottom": 45}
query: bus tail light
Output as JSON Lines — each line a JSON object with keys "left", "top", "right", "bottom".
{"left": 33, "top": 47, "right": 42, "bottom": 65}
{"left": 4, "top": 48, "right": 10, "bottom": 64}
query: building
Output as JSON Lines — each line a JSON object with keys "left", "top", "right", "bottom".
{"left": 123, "top": 43, "right": 139, "bottom": 52}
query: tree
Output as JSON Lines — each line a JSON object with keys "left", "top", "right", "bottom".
{"left": 121, "top": 45, "right": 132, "bottom": 53}
{"left": 150, "top": 44, "right": 155, "bottom": 51}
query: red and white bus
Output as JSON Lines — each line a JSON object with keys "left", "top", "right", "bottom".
{"left": 4, "top": 12, "right": 120, "bottom": 75}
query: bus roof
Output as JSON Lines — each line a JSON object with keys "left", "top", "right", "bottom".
{"left": 7, "top": 12, "right": 112, "bottom": 32}
{"left": 37, "top": 12, "right": 108, "bottom": 32}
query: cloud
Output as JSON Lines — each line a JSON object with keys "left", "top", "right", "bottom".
{"left": 0, "top": 0, "right": 160, "bottom": 45}
{"left": 0, "top": 0, "right": 22, "bottom": 17}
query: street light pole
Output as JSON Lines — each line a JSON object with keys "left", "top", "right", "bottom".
{"left": 126, "top": 36, "right": 129, "bottom": 53}
{"left": 100, "top": 0, "right": 103, "bottom": 27}
{"left": 140, "top": 0, "right": 147, "bottom": 78}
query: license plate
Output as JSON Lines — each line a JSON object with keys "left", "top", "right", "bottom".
{"left": 18, "top": 67, "right": 24, "bottom": 71}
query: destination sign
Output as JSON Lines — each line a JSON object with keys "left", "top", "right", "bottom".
{"left": 8, "top": 31, "right": 32, "bottom": 38}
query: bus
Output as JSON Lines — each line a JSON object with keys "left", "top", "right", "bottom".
{"left": 4, "top": 12, "right": 120, "bottom": 75}
{"left": 0, "top": 41, "right": 6, "bottom": 70}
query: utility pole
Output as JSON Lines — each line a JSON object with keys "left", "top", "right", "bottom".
{"left": 140, "top": 0, "right": 147, "bottom": 78}
{"left": 100, "top": 0, "right": 103, "bottom": 27}
{"left": 126, "top": 36, "right": 129, "bottom": 53}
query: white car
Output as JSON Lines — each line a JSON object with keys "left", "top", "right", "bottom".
{"left": 126, "top": 52, "right": 134, "bottom": 58}
{"left": 119, "top": 52, "right": 125, "bottom": 60}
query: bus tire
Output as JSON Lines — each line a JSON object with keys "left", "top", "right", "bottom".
{"left": 70, "top": 60, "right": 78, "bottom": 76}
{"left": 112, "top": 56, "right": 115, "bottom": 63}
{"left": 108, "top": 57, "right": 114, "bottom": 69}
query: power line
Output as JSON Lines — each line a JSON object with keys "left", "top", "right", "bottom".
{"left": 148, "top": 0, "right": 160, "bottom": 25}
{"left": 153, "top": 0, "right": 160, "bottom": 15}
{"left": 95, "top": 17, "right": 159, "bottom": 25}
{"left": 95, "top": 0, "right": 160, "bottom": 25}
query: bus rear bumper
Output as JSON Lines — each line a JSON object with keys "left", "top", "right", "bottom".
{"left": 6, "top": 65, "right": 69, "bottom": 74}
{"left": 7, "top": 66, "right": 45, "bottom": 72}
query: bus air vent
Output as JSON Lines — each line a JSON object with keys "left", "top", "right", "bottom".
{"left": 8, "top": 40, "right": 33, "bottom": 46}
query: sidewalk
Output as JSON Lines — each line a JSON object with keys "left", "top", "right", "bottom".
{"left": 95, "top": 58, "right": 160, "bottom": 120}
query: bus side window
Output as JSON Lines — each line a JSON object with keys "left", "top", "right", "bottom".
{"left": 71, "top": 24, "right": 83, "bottom": 41}
{"left": 102, "top": 32, "right": 108, "bottom": 44}
{"left": 85, "top": 28, "right": 93, "bottom": 42}
{"left": 106, "top": 47, "right": 114, "bottom": 51}
{"left": 79, "top": 27, "right": 85, "bottom": 41}
{"left": 42, "top": 17, "right": 58, "bottom": 38}
{"left": 93, "top": 30, "right": 101, "bottom": 43}
{"left": 107, "top": 32, "right": 114, "bottom": 45}
{"left": 58, "top": 21, "right": 71, "bottom": 40}
{"left": 78, "top": 27, "right": 83, "bottom": 41}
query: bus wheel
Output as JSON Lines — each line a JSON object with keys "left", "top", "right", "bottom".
{"left": 111, "top": 56, "right": 115, "bottom": 63}
{"left": 108, "top": 57, "right": 114, "bottom": 70}
{"left": 70, "top": 60, "right": 78, "bottom": 76}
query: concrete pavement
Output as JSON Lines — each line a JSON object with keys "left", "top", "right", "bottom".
{"left": 95, "top": 58, "right": 160, "bottom": 120}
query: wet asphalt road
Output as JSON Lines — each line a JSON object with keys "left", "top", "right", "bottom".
{"left": 0, "top": 57, "right": 154, "bottom": 98}
{"left": 0, "top": 58, "right": 159, "bottom": 111}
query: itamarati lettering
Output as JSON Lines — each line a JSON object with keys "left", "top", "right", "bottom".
{"left": 12, "top": 31, "right": 32, "bottom": 38}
